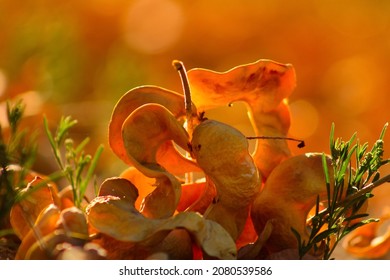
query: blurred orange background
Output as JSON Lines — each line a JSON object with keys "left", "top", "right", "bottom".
{"left": 0, "top": 0, "right": 389, "bottom": 239}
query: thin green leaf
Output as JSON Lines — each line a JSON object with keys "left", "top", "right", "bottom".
{"left": 344, "top": 218, "right": 379, "bottom": 236}
{"left": 312, "top": 227, "right": 338, "bottom": 244}
{"left": 379, "top": 122, "right": 388, "bottom": 140}
{"left": 14, "top": 170, "right": 65, "bottom": 203}
{"left": 322, "top": 153, "right": 331, "bottom": 210}
{"left": 0, "top": 228, "right": 16, "bottom": 238}
{"left": 75, "top": 137, "right": 91, "bottom": 154}
{"left": 343, "top": 213, "right": 369, "bottom": 222}
{"left": 43, "top": 116, "right": 56, "bottom": 150}
{"left": 79, "top": 144, "right": 104, "bottom": 201}
{"left": 56, "top": 116, "right": 77, "bottom": 146}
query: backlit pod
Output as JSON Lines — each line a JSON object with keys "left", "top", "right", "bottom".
{"left": 251, "top": 153, "right": 336, "bottom": 253}
{"left": 191, "top": 119, "right": 261, "bottom": 240}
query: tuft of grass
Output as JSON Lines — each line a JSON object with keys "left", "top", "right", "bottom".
{"left": 293, "top": 123, "right": 390, "bottom": 259}
{"left": 0, "top": 101, "right": 37, "bottom": 233}
{"left": 1, "top": 100, "right": 104, "bottom": 238}
{"left": 43, "top": 116, "right": 104, "bottom": 209}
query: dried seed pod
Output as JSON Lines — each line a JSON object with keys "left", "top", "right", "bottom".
{"left": 18, "top": 206, "right": 97, "bottom": 260}
{"left": 119, "top": 167, "right": 156, "bottom": 211}
{"left": 86, "top": 178, "right": 237, "bottom": 260}
{"left": 56, "top": 207, "right": 89, "bottom": 240}
{"left": 251, "top": 153, "right": 337, "bottom": 253}
{"left": 191, "top": 119, "right": 261, "bottom": 240}
{"left": 120, "top": 103, "right": 191, "bottom": 218}
{"left": 188, "top": 60, "right": 295, "bottom": 178}
{"left": 10, "top": 176, "right": 60, "bottom": 239}
{"left": 343, "top": 211, "right": 390, "bottom": 259}
{"left": 109, "top": 85, "right": 198, "bottom": 171}
{"left": 177, "top": 179, "right": 217, "bottom": 214}
{"left": 15, "top": 204, "right": 61, "bottom": 259}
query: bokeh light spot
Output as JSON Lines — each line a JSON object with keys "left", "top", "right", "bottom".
{"left": 0, "top": 69, "right": 7, "bottom": 98}
{"left": 321, "top": 56, "right": 385, "bottom": 116}
{"left": 289, "top": 99, "right": 319, "bottom": 139}
{"left": 122, "top": 0, "right": 184, "bottom": 54}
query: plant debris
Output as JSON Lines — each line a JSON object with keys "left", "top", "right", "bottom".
{"left": 1, "top": 59, "right": 389, "bottom": 260}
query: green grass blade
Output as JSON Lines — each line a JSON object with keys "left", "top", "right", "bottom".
{"left": 79, "top": 144, "right": 104, "bottom": 200}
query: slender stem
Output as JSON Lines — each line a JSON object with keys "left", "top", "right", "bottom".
{"left": 173, "top": 60, "right": 195, "bottom": 184}
{"left": 172, "top": 60, "right": 193, "bottom": 135}
{"left": 247, "top": 136, "right": 305, "bottom": 148}
{"left": 315, "top": 173, "right": 390, "bottom": 218}
{"left": 340, "top": 174, "right": 390, "bottom": 205}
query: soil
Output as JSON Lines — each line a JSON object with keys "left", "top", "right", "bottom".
{"left": 0, "top": 237, "right": 19, "bottom": 260}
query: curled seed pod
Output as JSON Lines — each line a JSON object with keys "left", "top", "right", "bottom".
{"left": 19, "top": 206, "right": 96, "bottom": 260}
{"left": 15, "top": 204, "right": 61, "bottom": 259}
{"left": 119, "top": 167, "right": 156, "bottom": 210}
{"left": 120, "top": 103, "right": 191, "bottom": 218}
{"left": 343, "top": 211, "right": 390, "bottom": 259}
{"left": 86, "top": 178, "right": 237, "bottom": 260}
{"left": 191, "top": 119, "right": 261, "bottom": 240}
{"left": 177, "top": 179, "right": 217, "bottom": 214}
{"left": 10, "top": 176, "right": 60, "bottom": 240}
{"left": 98, "top": 177, "right": 139, "bottom": 204}
{"left": 188, "top": 59, "right": 295, "bottom": 178}
{"left": 251, "top": 153, "right": 337, "bottom": 253}
{"left": 109, "top": 86, "right": 198, "bottom": 170}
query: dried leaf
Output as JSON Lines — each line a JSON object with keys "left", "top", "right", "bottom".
{"left": 188, "top": 60, "right": 295, "bottom": 178}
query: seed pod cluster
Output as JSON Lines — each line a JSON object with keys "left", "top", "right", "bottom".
{"left": 100, "top": 59, "right": 298, "bottom": 259}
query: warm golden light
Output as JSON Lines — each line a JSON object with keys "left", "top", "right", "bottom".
{"left": 122, "top": 0, "right": 184, "bottom": 54}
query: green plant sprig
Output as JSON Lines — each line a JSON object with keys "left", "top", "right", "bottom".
{"left": 293, "top": 123, "right": 390, "bottom": 259}
{"left": 0, "top": 100, "right": 37, "bottom": 233}
{"left": 43, "top": 116, "right": 104, "bottom": 209}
